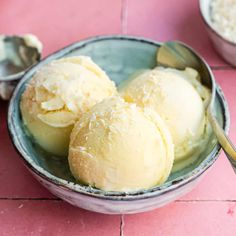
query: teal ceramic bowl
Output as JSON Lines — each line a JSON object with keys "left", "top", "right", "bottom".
{"left": 8, "top": 35, "right": 229, "bottom": 214}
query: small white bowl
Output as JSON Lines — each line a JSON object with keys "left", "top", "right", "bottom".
{"left": 199, "top": 0, "right": 236, "bottom": 66}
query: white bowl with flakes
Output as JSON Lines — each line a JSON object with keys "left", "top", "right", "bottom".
{"left": 199, "top": 0, "right": 236, "bottom": 66}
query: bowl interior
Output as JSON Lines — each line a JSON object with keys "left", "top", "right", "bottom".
{"left": 9, "top": 36, "right": 228, "bottom": 196}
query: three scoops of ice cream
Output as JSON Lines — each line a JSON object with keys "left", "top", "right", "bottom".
{"left": 20, "top": 55, "right": 210, "bottom": 192}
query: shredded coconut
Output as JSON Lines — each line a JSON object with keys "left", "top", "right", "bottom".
{"left": 210, "top": 0, "right": 236, "bottom": 43}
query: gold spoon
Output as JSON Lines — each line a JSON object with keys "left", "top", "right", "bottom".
{"left": 157, "top": 41, "right": 236, "bottom": 173}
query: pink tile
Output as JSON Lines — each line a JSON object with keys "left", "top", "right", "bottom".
{"left": 181, "top": 154, "right": 236, "bottom": 200}
{"left": 124, "top": 201, "right": 236, "bottom": 236}
{"left": 0, "top": 200, "right": 120, "bottom": 236}
{"left": 125, "top": 0, "right": 227, "bottom": 66}
{"left": 0, "top": 0, "right": 122, "bottom": 57}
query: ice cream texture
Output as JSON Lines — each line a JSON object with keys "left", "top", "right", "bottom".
{"left": 20, "top": 56, "right": 116, "bottom": 156}
{"left": 119, "top": 67, "right": 210, "bottom": 166}
{"left": 68, "top": 97, "right": 174, "bottom": 192}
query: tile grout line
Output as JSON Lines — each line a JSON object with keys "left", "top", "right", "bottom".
{"left": 0, "top": 197, "right": 61, "bottom": 201}
{"left": 120, "top": 214, "right": 125, "bottom": 236}
{"left": 121, "top": 0, "right": 128, "bottom": 34}
{"left": 211, "top": 65, "right": 236, "bottom": 70}
{"left": 175, "top": 199, "right": 236, "bottom": 202}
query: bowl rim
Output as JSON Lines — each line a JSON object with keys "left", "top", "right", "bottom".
{"left": 199, "top": 0, "right": 236, "bottom": 47}
{"left": 7, "top": 35, "right": 230, "bottom": 201}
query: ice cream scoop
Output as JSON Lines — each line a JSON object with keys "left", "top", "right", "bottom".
{"left": 157, "top": 41, "right": 236, "bottom": 173}
{"left": 68, "top": 96, "right": 174, "bottom": 192}
{"left": 119, "top": 67, "right": 210, "bottom": 168}
{"left": 20, "top": 56, "right": 116, "bottom": 156}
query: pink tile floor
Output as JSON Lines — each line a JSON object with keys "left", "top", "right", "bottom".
{"left": 0, "top": 0, "right": 236, "bottom": 235}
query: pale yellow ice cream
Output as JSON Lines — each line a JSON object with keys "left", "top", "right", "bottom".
{"left": 119, "top": 67, "right": 210, "bottom": 168}
{"left": 20, "top": 56, "right": 116, "bottom": 156}
{"left": 68, "top": 97, "right": 174, "bottom": 192}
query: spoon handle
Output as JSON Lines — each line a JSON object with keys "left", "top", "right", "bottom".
{"left": 208, "top": 109, "right": 236, "bottom": 173}
{"left": 226, "top": 154, "right": 236, "bottom": 174}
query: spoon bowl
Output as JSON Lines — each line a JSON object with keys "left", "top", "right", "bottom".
{"left": 0, "top": 34, "right": 42, "bottom": 100}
